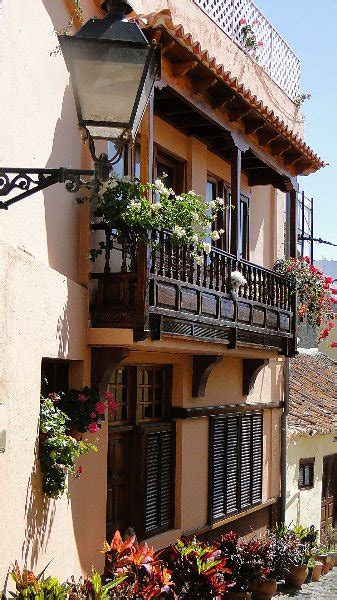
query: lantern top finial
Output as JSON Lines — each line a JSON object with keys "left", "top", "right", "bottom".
{"left": 101, "top": 0, "right": 133, "bottom": 17}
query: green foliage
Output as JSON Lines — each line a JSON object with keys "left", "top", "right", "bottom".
{"left": 39, "top": 399, "right": 98, "bottom": 499}
{"left": 9, "top": 562, "right": 70, "bottom": 599}
{"left": 79, "top": 175, "right": 226, "bottom": 266}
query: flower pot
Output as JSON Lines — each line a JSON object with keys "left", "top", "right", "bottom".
{"left": 248, "top": 579, "right": 277, "bottom": 600}
{"left": 226, "top": 592, "right": 252, "bottom": 599}
{"left": 305, "top": 566, "right": 313, "bottom": 584}
{"left": 328, "top": 552, "right": 336, "bottom": 570}
{"left": 311, "top": 562, "right": 323, "bottom": 582}
{"left": 68, "top": 425, "right": 83, "bottom": 441}
{"left": 317, "top": 554, "right": 330, "bottom": 574}
{"left": 284, "top": 565, "right": 308, "bottom": 589}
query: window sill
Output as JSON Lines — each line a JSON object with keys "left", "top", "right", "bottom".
{"left": 183, "top": 497, "right": 279, "bottom": 537}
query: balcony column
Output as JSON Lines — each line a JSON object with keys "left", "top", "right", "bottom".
{"left": 285, "top": 181, "right": 299, "bottom": 259}
{"left": 230, "top": 133, "right": 249, "bottom": 260}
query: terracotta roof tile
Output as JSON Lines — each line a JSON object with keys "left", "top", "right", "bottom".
{"left": 289, "top": 350, "right": 337, "bottom": 435}
{"left": 136, "top": 9, "right": 326, "bottom": 172}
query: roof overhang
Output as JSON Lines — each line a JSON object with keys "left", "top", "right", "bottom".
{"left": 137, "top": 9, "right": 326, "bottom": 184}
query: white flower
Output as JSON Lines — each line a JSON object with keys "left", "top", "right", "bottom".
{"left": 203, "top": 242, "right": 212, "bottom": 254}
{"left": 219, "top": 229, "right": 225, "bottom": 235}
{"left": 109, "top": 179, "right": 118, "bottom": 189}
{"left": 195, "top": 255, "right": 204, "bottom": 266}
{"left": 192, "top": 233, "right": 199, "bottom": 243}
{"left": 151, "top": 202, "right": 161, "bottom": 211}
{"left": 230, "top": 270, "right": 247, "bottom": 289}
{"left": 121, "top": 175, "right": 131, "bottom": 183}
{"left": 192, "top": 212, "right": 199, "bottom": 221}
{"left": 216, "top": 197, "right": 225, "bottom": 206}
{"left": 188, "top": 190, "right": 196, "bottom": 196}
{"left": 129, "top": 200, "right": 141, "bottom": 210}
{"left": 154, "top": 179, "right": 166, "bottom": 192}
{"left": 211, "top": 231, "right": 220, "bottom": 241}
{"left": 173, "top": 225, "right": 186, "bottom": 238}
{"left": 209, "top": 200, "right": 217, "bottom": 209}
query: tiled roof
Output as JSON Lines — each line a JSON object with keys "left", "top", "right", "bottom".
{"left": 289, "top": 349, "right": 337, "bottom": 435}
{"left": 136, "top": 9, "right": 326, "bottom": 172}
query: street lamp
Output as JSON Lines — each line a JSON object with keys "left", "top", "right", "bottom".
{"left": 0, "top": 0, "right": 160, "bottom": 208}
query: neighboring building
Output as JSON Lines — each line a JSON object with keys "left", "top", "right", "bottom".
{"left": 286, "top": 350, "right": 337, "bottom": 537}
{"left": 0, "top": 0, "right": 325, "bottom": 585}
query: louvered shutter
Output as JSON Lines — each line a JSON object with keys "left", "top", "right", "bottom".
{"left": 251, "top": 413, "right": 263, "bottom": 504}
{"left": 210, "top": 417, "right": 226, "bottom": 520}
{"left": 143, "top": 424, "right": 175, "bottom": 536}
{"left": 225, "top": 415, "right": 239, "bottom": 514}
{"left": 240, "top": 415, "right": 252, "bottom": 509}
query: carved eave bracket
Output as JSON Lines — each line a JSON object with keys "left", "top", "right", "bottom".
{"left": 192, "top": 355, "right": 223, "bottom": 398}
{"left": 242, "top": 359, "right": 269, "bottom": 396}
{"left": 91, "top": 347, "right": 130, "bottom": 396}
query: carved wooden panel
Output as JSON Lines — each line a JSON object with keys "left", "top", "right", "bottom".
{"left": 266, "top": 311, "right": 278, "bottom": 330}
{"left": 157, "top": 283, "right": 177, "bottom": 308}
{"left": 180, "top": 288, "right": 198, "bottom": 313}
{"left": 220, "top": 298, "right": 235, "bottom": 320}
{"left": 237, "top": 302, "right": 251, "bottom": 323}
{"left": 279, "top": 313, "right": 291, "bottom": 332}
{"left": 201, "top": 293, "right": 218, "bottom": 317}
{"left": 253, "top": 308, "right": 265, "bottom": 327}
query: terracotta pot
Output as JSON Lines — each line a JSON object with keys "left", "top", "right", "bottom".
{"left": 248, "top": 579, "right": 277, "bottom": 600}
{"left": 328, "top": 553, "right": 335, "bottom": 570}
{"left": 284, "top": 565, "right": 308, "bottom": 589}
{"left": 226, "top": 592, "right": 252, "bottom": 600}
{"left": 68, "top": 425, "right": 83, "bottom": 441}
{"left": 311, "top": 562, "right": 323, "bottom": 582}
{"left": 317, "top": 554, "right": 330, "bottom": 574}
{"left": 334, "top": 552, "right": 337, "bottom": 567}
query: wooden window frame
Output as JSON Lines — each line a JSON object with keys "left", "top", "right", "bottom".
{"left": 208, "top": 412, "right": 263, "bottom": 524}
{"left": 154, "top": 144, "right": 186, "bottom": 194}
{"left": 107, "top": 364, "right": 175, "bottom": 540}
{"left": 207, "top": 172, "right": 250, "bottom": 260}
{"left": 41, "top": 358, "right": 69, "bottom": 396}
{"left": 298, "top": 457, "right": 315, "bottom": 489}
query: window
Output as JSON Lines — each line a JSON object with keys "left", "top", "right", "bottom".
{"left": 41, "top": 359, "right": 69, "bottom": 396}
{"left": 209, "top": 412, "right": 263, "bottom": 523}
{"left": 299, "top": 458, "right": 315, "bottom": 489}
{"left": 154, "top": 147, "right": 185, "bottom": 194}
{"left": 106, "top": 365, "right": 175, "bottom": 540}
{"left": 206, "top": 175, "right": 250, "bottom": 260}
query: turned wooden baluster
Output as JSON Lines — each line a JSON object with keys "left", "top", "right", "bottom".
{"left": 158, "top": 231, "right": 165, "bottom": 276}
{"left": 104, "top": 228, "right": 112, "bottom": 274}
{"left": 215, "top": 252, "right": 221, "bottom": 291}
{"left": 209, "top": 251, "right": 214, "bottom": 289}
{"left": 189, "top": 245, "right": 195, "bottom": 284}
{"left": 182, "top": 245, "right": 187, "bottom": 282}
{"left": 220, "top": 255, "right": 227, "bottom": 293}
{"left": 150, "top": 229, "right": 158, "bottom": 275}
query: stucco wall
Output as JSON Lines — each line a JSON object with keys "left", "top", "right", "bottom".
{"left": 286, "top": 432, "right": 337, "bottom": 534}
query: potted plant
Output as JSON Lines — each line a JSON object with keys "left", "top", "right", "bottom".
{"left": 311, "top": 560, "right": 324, "bottom": 582}
{"left": 315, "top": 546, "right": 331, "bottom": 574}
{"left": 219, "top": 532, "right": 252, "bottom": 599}
{"left": 322, "top": 525, "right": 337, "bottom": 567}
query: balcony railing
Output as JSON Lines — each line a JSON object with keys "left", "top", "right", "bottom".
{"left": 90, "top": 228, "right": 297, "bottom": 356}
{"left": 193, "top": 0, "right": 301, "bottom": 101}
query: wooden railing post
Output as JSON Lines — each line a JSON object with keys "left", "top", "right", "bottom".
{"left": 134, "top": 234, "right": 151, "bottom": 342}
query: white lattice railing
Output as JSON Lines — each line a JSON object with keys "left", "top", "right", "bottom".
{"left": 194, "top": 0, "right": 301, "bottom": 101}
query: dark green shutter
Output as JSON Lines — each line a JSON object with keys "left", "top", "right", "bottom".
{"left": 240, "top": 415, "right": 252, "bottom": 509}
{"left": 225, "top": 415, "right": 239, "bottom": 514}
{"left": 143, "top": 424, "right": 175, "bottom": 535}
{"left": 211, "top": 417, "right": 226, "bottom": 520}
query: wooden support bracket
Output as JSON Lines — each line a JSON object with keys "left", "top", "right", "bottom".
{"left": 91, "top": 347, "right": 130, "bottom": 396}
{"left": 242, "top": 359, "right": 269, "bottom": 396}
{"left": 192, "top": 355, "right": 223, "bottom": 398}
{"left": 173, "top": 60, "right": 198, "bottom": 77}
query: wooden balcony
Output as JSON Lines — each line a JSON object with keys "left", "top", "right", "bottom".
{"left": 90, "top": 229, "right": 297, "bottom": 356}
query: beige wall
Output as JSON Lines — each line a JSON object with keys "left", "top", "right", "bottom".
{"left": 286, "top": 431, "right": 337, "bottom": 535}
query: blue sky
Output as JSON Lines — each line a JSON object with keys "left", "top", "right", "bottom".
{"left": 255, "top": 0, "right": 336, "bottom": 260}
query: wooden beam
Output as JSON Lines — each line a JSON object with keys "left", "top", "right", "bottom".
{"left": 244, "top": 118, "right": 265, "bottom": 135}
{"left": 172, "top": 401, "right": 282, "bottom": 419}
{"left": 283, "top": 149, "right": 303, "bottom": 167}
{"left": 140, "top": 91, "right": 154, "bottom": 186}
{"left": 192, "top": 355, "right": 223, "bottom": 397}
{"left": 162, "top": 39, "right": 176, "bottom": 56}
{"left": 269, "top": 140, "right": 292, "bottom": 156}
{"left": 172, "top": 60, "right": 198, "bottom": 77}
{"left": 243, "top": 359, "right": 269, "bottom": 396}
{"left": 231, "top": 145, "right": 242, "bottom": 259}
{"left": 212, "top": 92, "right": 236, "bottom": 109}
{"left": 258, "top": 129, "right": 280, "bottom": 147}
{"left": 193, "top": 77, "right": 217, "bottom": 94}
{"left": 227, "top": 105, "right": 252, "bottom": 123}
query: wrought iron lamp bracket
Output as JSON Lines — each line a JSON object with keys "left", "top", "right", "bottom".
{"left": 0, "top": 130, "right": 130, "bottom": 210}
